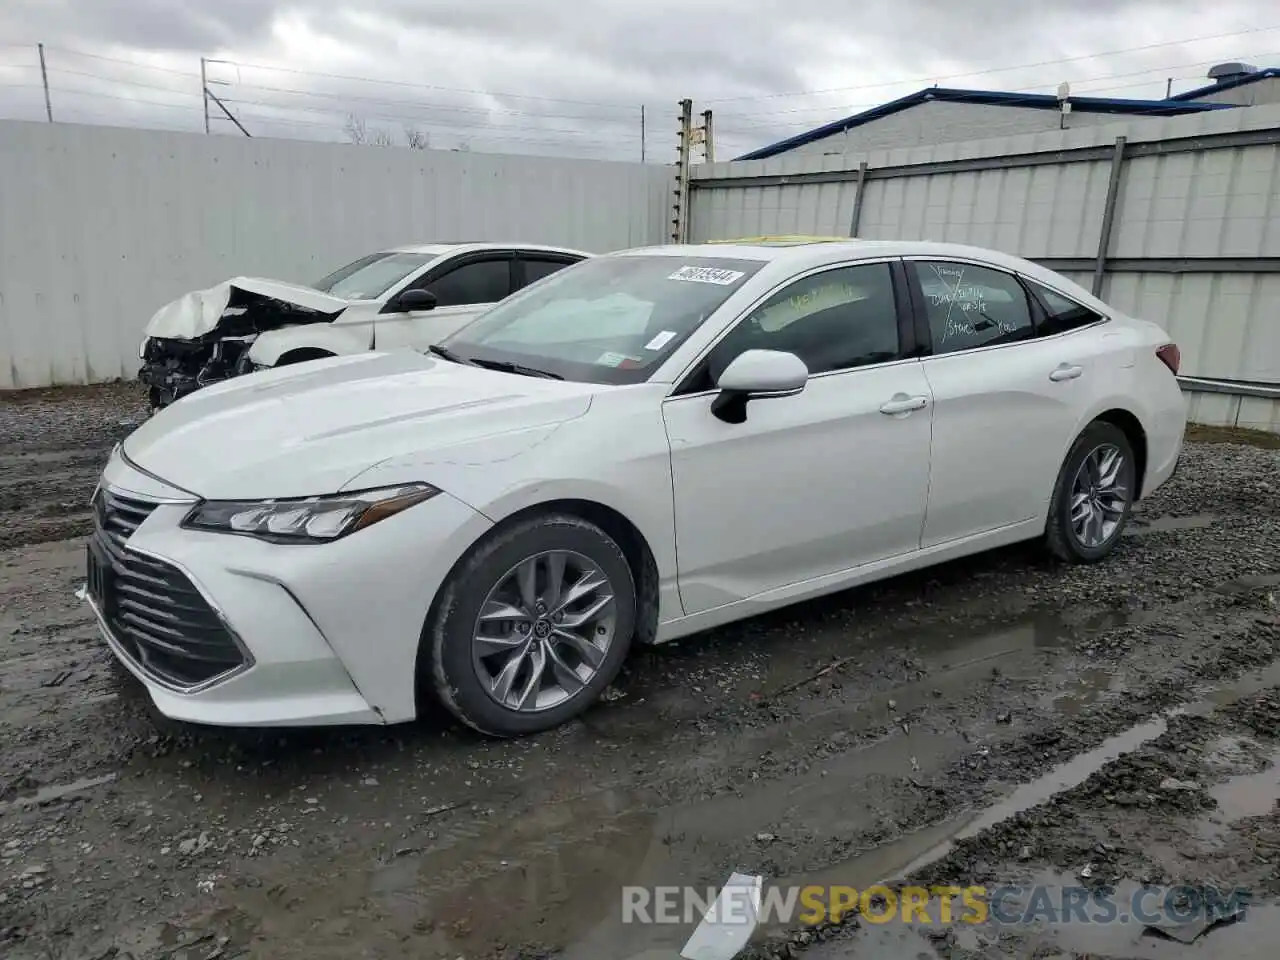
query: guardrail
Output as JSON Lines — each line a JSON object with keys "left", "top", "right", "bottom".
{"left": 1177, "top": 377, "right": 1280, "bottom": 400}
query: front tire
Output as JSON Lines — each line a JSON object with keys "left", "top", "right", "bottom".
{"left": 1044, "top": 420, "right": 1137, "bottom": 563}
{"left": 424, "top": 513, "right": 636, "bottom": 737}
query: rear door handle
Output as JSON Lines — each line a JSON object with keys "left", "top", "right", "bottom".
{"left": 1049, "top": 363, "right": 1084, "bottom": 382}
{"left": 879, "top": 394, "right": 930, "bottom": 415}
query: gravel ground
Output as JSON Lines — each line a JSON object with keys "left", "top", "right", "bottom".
{"left": 1, "top": 384, "right": 1278, "bottom": 960}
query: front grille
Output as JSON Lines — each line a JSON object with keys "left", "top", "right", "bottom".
{"left": 89, "top": 487, "right": 247, "bottom": 688}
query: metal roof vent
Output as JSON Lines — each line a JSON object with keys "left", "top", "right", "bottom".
{"left": 1207, "top": 62, "right": 1257, "bottom": 82}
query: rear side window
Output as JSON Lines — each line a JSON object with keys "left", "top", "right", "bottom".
{"left": 1026, "top": 279, "right": 1105, "bottom": 335}
{"left": 427, "top": 258, "right": 512, "bottom": 307}
{"left": 912, "top": 261, "right": 1034, "bottom": 355}
{"left": 520, "top": 257, "right": 577, "bottom": 288}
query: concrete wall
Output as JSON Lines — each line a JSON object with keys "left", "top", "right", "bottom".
{"left": 776, "top": 100, "right": 1133, "bottom": 158}
{"left": 0, "top": 120, "right": 673, "bottom": 389}
{"left": 690, "top": 102, "right": 1280, "bottom": 393}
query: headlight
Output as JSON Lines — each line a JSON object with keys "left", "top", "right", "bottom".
{"left": 181, "top": 483, "right": 439, "bottom": 543}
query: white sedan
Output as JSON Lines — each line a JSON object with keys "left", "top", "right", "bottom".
{"left": 85, "top": 239, "right": 1186, "bottom": 737}
{"left": 139, "top": 241, "right": 589, "bottom": 408}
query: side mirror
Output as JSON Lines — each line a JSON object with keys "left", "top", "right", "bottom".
{"left": 396, "top": 288, "right": 438, "bottom": 312}
{"left": 711, "top": 349, "right": 809, "bottom": 424}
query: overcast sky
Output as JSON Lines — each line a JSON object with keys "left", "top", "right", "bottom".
{"left": 0, "top": 1, "right": 1277, "bottom": 162}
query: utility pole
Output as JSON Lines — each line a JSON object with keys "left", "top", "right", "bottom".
{"left": 672, "top": 98, "right": 693, "bottom": 243}
{"left": 640, "top": 104, "right": 646, "bottom": 162}
{"left": 1165, "top": 77, "right": 1173, "bottom": 98}
{"left": 200, "top": 57, "right": 210, "bottom": 134}
{"left": 701, "top": 109, "right": 714, "bottom": 163}
{"left": 205, "top": 88, "right": 252, "bottom": 137}
{"left": 37, "top": 43, "right": 52, "bottom": 122}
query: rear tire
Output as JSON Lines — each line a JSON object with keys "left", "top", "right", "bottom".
{"left": 1044, "top": 420, "right": 1137, "bottom": 563}
{"left": 423, "top": 513, "right": 635, "bottom": 738}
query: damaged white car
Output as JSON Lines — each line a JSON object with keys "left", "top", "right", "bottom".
{"left": 138, "top": 242, "right": 590, "bottom": 408}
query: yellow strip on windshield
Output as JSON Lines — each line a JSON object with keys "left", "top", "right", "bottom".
{"left": 706, "top": 235, "right": 850, "bottom": 245}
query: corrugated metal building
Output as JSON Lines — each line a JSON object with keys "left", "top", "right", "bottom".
{"left": 737, "top": 63, "right": 1280, "bottom": 161}
{"left": 691, "top": 101, "right": 1280, "bottom": 433}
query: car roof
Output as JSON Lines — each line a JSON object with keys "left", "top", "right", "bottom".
{"left": 611, "top": 238, "right": 1042, "bottom": 272}
{"left": 606, "top": 238, "right": 1109, "bottom": 309}
{"left": 386, "top": 241, "right": 592, "bottom": 257}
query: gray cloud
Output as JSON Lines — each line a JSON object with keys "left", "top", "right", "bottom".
{"left": 0, "top": 0, "right": 1275, "bottom": 159}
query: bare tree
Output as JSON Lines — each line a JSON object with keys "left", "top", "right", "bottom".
{"left": 404, "top": 126, "right": 431, "bottom": 150}
{"left": 343, "top": 113, "right": 368, "bottom": 145}
{"left": 345, "top": 113, "right": 397, "bottom": 147}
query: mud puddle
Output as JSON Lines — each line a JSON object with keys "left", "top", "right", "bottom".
{"left": 812, "top": 881, "right": 1280, "bottom": 959}
{"left": 303, "top": 610, "right": 1118, "bottom": 959}
{"left": 1199, "top": 747, "right": 1280, "bottom": 835}
{"left": 435, "top": 610, "right": 1191, "bottom": 959}
{"left": 174, "top": 605, "right": 1273, "bottom": 960}
{"left": 1125, "top": 514, "right": 1219, "bottom": 536}
{"left": 790, "top": 658, "right": 1280, "bottom": 888}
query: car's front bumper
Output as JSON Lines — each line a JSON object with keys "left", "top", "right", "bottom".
{"left": 82, "top": 451, "right": 493, "bottom": 727}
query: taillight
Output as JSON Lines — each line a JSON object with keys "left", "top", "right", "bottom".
{"left": 1156, "top": 343, "right": 1180, "bottom": 375}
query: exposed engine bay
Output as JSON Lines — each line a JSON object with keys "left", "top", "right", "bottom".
{"left": 138, "top": 279, "right": 348, "bottom": 410}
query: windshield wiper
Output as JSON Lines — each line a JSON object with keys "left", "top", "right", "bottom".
{"left": 427, "top": 344, "right": 478, "bottom": 366}
{"left": 469, "top": 357, "right": 564, "bottom": 380}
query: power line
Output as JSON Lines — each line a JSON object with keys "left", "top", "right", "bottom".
{"left": 209, "top": 57, "right": 640, "bottom": 110}
{"left": 37, "top": 44, "right": 203, "bottom": 80}
{"left": 0, "top": 81, "right": 206, "bottom": 113}
{"left": 33, "top": 58, "right": 661, "bottom": 127}
{"left": 213, "top": 79, "right": 641, "bottom": 123}
{"left": 216, "top": 95, "right": 643, "bottom": 138}
{"left": 702, "top": 22, "right": 1280, "bottom": 104}
{"left": 226, "top": 108, "right": 628, "bottom": 153}
{"left": 45, "top": 65, "right": 203, "bottom": 98}
{"left": 0, "top": 80, "right": 640, "bottom": 153}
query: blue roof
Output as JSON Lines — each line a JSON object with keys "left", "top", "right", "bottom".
{"left": 1168, "top": 66, "right": 1280, "bottom": 101}
{"left": 734, "top": 86, "right": 1238, "bottom": 162}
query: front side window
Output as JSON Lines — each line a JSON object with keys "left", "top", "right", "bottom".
{"left": 311, "top": 252, "right": 432, "bottom": 300}
{"left": 424, "top": 258, "right": 512, "bottom": 307}
{"left": 912, "top": 261, "right": 1034, "bottom": 355}
{"left": 707, "top": 263, "right": 901, "bottom": 380}
{"left": 441, "top": 255, "right": 765, "bottom": 384}
{"left": 1025, "top": 279, "right": 1105, "bottom": 335}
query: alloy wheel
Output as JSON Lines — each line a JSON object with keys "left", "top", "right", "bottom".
{"left": 1069, "top": 443, "right": 1129, "bottom": 548}
{"left": 471, "top": 550, "right": 617, "bottom": 712}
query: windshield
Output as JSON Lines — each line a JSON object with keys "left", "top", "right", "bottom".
{"left": 439, "top": 254, "right": 765, "bottom": 384}
{"left": 311, "top": 252, "right": 433, "bottom": 300}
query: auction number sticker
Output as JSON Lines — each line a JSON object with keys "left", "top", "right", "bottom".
{"left": 668, "top": 265, "right": 745, "bottom": 285}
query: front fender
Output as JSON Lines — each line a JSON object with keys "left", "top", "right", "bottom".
{"left": 247, "top": 325, "right": 371, "bottom": 367}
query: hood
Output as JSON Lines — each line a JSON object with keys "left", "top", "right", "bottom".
{"left": 144, "top": 277, "right": 351, "bottom": 340}
{"left": 121, "top": 351, "right": 597, "bottom": 499}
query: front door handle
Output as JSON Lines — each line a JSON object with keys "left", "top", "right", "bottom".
{"left": 1049, "top": 363, "right": 1084, "bottom": 382}
{"left": 879, "top": 394, "right": 930, "bottom": 415}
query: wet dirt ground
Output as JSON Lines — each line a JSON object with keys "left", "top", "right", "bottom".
{"left": 1, "top": 384, "right": 1279, "bottom": 960}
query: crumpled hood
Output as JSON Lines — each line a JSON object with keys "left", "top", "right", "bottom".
{"left": 144, "top": 277, "right": 350, "bottom": 340}
{"left": 121, "top": 351, "right": 597, "bottom": 499}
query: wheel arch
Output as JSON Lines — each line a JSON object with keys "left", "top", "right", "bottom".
{"left": 246, "top": 325, "right": 369, "bottom": 367}
{"left": 275, "top": 347, "right": 336, "bottom": 366}
{"left": 414, "top": 496, "right": 662, "bottom": 715}
{"left": 1091, "top": 407, "right": 1149, "bottom": 498}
